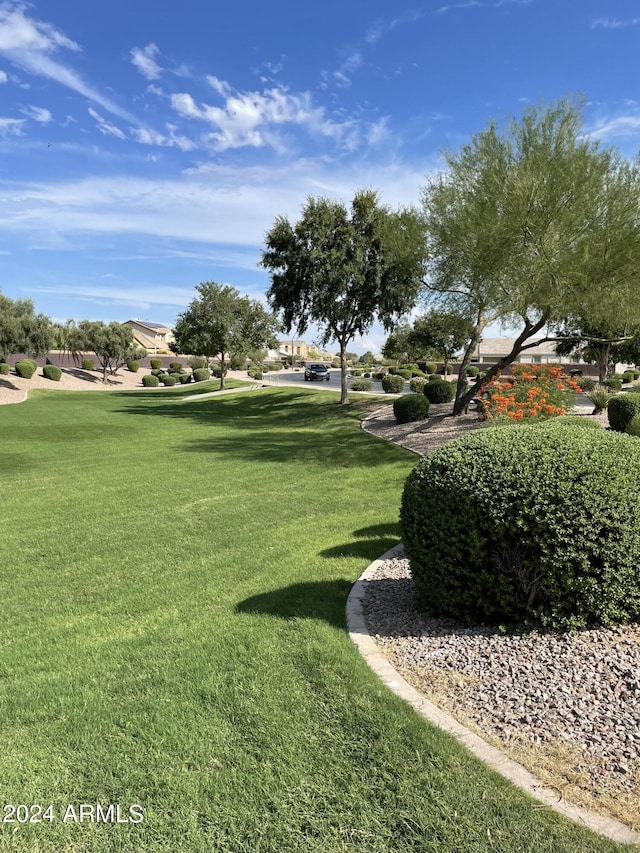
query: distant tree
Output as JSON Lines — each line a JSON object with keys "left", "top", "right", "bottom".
{"left": 554, "top": 317, "right": 640, "bottom": 383}
{"left": 52, "top": 319, "right": 80, "bottom": 364}
{"left": 345, "top": 352, "right": 360, "bottom": 365}
{"left": 358, "top": 351, "right": 376, "bottom": 366}
{"left": 173, "top": 282, "right": 278, "bottom": 390}
{"left": 261, "top": 189, "right": 428, "bottom": 403}
{"left": 69, "top": 321, "right": 143, "bottom": 383}
{"left": 0, "top": 291, "right": 53, "bottom": 358}
{"left": 422, "top": 97, "right": 640, "bottom": 414}
{"left": 408, "top": 309, "right": 473, "bottom": 375}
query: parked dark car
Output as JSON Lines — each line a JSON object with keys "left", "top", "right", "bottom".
{"left": 304, "top": 363, "right": 330, "bottom": 381}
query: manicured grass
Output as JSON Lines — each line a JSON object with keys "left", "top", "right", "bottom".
{"left": 0, "top": 386, "right": 627, "bottom": 852}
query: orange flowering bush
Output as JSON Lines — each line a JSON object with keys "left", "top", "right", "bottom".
{"left": 477, "top": 363, "right": 581, "bottom": 422}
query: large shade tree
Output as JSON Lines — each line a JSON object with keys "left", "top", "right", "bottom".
{"left": 0, "top": 291, "right": 53, "bottom": 358}
{"left": 68, "top": 321, "right": 144, "bottom": 383}
{"left": 261, "top": 189, "right": 428, "bottom": 403}
{"left": 173, "top": 282, "right": 278, "bottom": 390}
{"left": 422, "top": 97, "right": 640, "bottom": 414}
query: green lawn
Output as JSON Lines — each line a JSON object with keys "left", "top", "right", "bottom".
{"left": 0, "top": 385, "right": 627, "bottom": 852}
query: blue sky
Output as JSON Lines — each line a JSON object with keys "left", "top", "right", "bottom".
{"left": 0, "top": 1, "right": 638, "bottom": 354}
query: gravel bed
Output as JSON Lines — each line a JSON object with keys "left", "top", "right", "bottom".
{"left": 362, "top": 555, "right": 640, "bottom": 796}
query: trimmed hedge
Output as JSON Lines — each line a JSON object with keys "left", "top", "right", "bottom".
{"left": 424, "top": 362, "right": 437, "bottom": 375}
{"left": 400, "top": 420, "right": 640, "bottom": 630}
{"left": 393, "top": 394, "right": 429, "bottom": 424}
{"left": 608, "top": 393, "right": 640, "bottom": 433}
{"left": 188, "top": 356, "right": 207, "bottom": 370}
{"left": 424, "top": 379, "right": 456, "bottom": 404}
{"left": 178, "top": 373, "right": 192, "bottom": 384}
{"left": 0, "top": 362, "right": 9, "bottom": 375}
{"left": 192, "top": 368, "right": 210, "bottom": 382}
{"left": 127, "top": 360, "right": 140, "bottom": 372}
{"left": 350, "top": 379, "right": 373, "bottom": 392}
{"left": 161, "top": 374, "right": 177, "bottom": 386}
{"left": 381, "top": 373, "right": 405, "bottom": 393}
{"left": 42, "top": 364, "right": 62, "bottom": 381}
{"left": 409, "top": 376, "right": 429, "bottom": 394}
{"left": 466, "top": 365, "right": 479, "bottom": 378}
{"left": 169, "top": 361, "right": 183, "bottom": 372}
{"left": 15, "top": 360, "right": 37, "bottom": 379}
{"left": 142, "top": 374, "right": 159, "bottom": 387}
{"left": 150, "top": 358, "right": 162, "bottom": 370}
{"left": 81, "top": 358, "right": 94, "bottom": 371}
{"left": 604, "top": 375, "right": 623, "bottom": 391}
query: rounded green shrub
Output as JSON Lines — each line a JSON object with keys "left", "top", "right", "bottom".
{"left": 381, "top": 373, "right": 405, "bottom": 393}
{"left": 393, "top": 394, "right": 429, "bottom": 424}
{"left": 634, "top": 370, "right": 640, "bottom": 380}
{"left": 466, "top": 365, "right": 479, "bottom": 378}
{"left": 169, "top": 361, "right": 183, "bottom": 372}
{"left": 576, "top": 376, "right": 596, "bottom": 391}
{"left": 607, "top": 393, "right": 640, "bottom": 432}
{"left": 394, "top": 369, "right": 411, "bottom": 381}
{"left": 424, "top": 379, "right": 456, "bottom": 404}
{"left": 150, "top": 358, "right": 162, "bottom": 370}
{"left": 424, "top": 362, "right": 437, "bottom": 375}
{"left": 14, "top": 360, "right": 37, "bottom": 379}
{"left": 161, "top": 373, "right": 177, "bottom": 386}
{"left": 188, "top": 356, "right": 207, "bottom": 370}
{"left": 622, "top": 371, "right": 635, "bottom": 384}
{"left": 410, "top": 369, "right": 425, "bottom": 378}
{"left": 150, "top": 369, "right": 164, "bottom": 377}
{"left": 269, "top": 363, "right": 283, "bottom": 371}
{"left": 178, "top": 372, "right": 192, "bottom": 384}
{"left": 210, "top": 364, "right": 222, "bottom": 378}
{"left": 569, "top": 368, "right": 584, "bottom": 377}
{"left": 626, "top": 414, "right": 640, "bottom": 437}
{"left": 0, "top": 362, "right": 9, "bottom": 375}
{"left": 81, "top": 358, "right": 94, "bottom": 371}
{"left": 400, "top": 420, "right": 640, "bottom": 630}
{"left": 127, "top": 360, "right": 140, "bottom": 373}
{"left": 409, "top": 376, "right": 429, "bottom": 394}
{"left": 428, "top": 374, "right": 441, "bottom": 382}
{"left": 604, "top": 375, "right": 623, "bottom": 391}
{"left": 192, "top": 368, "right": 210, "bottom": 382}
{"left": 142, "top": 374, "right": 159, "bottom": 387}
{"left": 42, "top": 364, "right": 62, "bottom": 381}
{"left": 351, "top": 369, "right": 362, "bottom": 377}
{"left": 350, "top": 378, "right": 373, "bottom": 392}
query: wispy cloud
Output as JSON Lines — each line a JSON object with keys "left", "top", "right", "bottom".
{"left": 333, "top": 49, "right": 362, "bottom": 87}
{"left": 130, "top": 43, "right": 162, "bottom": 80}
{"left": 0, "top": 115, "right": 23, "bottom": 135}
{"left": 88, "top": 107, "right": 126, "bottom": 140}
{"left": 592, "top": 17, "right": 640, "bottom": 30}
{"left": 170, "top": 80, "right": 354, "bottom": 152}
{"left": 435, "top": 1, "right": 483, "bottom": 15}
{"left": 20, "top": 104, "right": 51, "bottom": 123}
{"left": 131, "top": 124, "right": 196, "bottom": 151}
{"left": 0, "top": 2, "right": 138, "bottom": 123}
{"left": 0, "top": 68, "right": 6, "bottom": 82}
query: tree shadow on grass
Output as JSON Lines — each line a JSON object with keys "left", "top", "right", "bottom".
{"left": 319, "top": 537, "right": 400, "bottom": 560}
{"left": 235, "top": 579, "right": 353, "bottom": 629}
{"left": 115, "top": 388, "right": 407, "bottom": 469}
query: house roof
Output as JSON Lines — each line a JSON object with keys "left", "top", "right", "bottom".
{"left": 475, "top": 338, "right": 560, "bottom": 357}
{"left": 124, "top": 319, "right": 172, "bottom": 333}
{"left": 130, "top": 330, "right": 166, "bottom": 351}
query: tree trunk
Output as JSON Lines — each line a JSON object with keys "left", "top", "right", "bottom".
{"left": 340, "top": 341, "right": 349, "bottom": 404}
{"left": 454, "top": 325, "right": 484, "bottom": 414}
{"left": 219, "top": 353, "right": 226, "bottom": 391}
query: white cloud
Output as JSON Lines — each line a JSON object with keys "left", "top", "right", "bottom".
{"left": 21, "top": 104, "right": 51, "bottom": 122}
{"left": 0, "top": 3, "right": 137, "bottom": 123}
{"left": 88, "top": 107, "right": 126, "bottom": 140}
{"left": 592, "top": 17, "right": 640, "bottom": 30}
{"left": 131, "top": 43, "right": 162, "bottom": 80}
{"left": 131, "top": 125, "right": 196, "bottom": 151}
{"left": 333, "top": 50, "right": 362, "bottom": 87}
{"left": 435, "top": 1, "right": 483, "bottom": 14}
{"left": 206, "top": 75, "right": 231, "bottom": 97}
{"left": 0, "top": 68, "right": 6, "bottom": 82}
{"left": 171, "top": 81, "right": 354, "bottom": 152}
{"left": 584, "top": 112, "right": 640, "bottom": 142}
{"left": 0, "top": 115, "right": 23, "bottom": 135}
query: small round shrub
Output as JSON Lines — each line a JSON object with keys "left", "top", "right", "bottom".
{"left": 607, "top": 393, "right": 640, "bottom": 432}
{"left": 400, "top": 421, "right": 640, "bottom": 630}
{"left": 428, "top": 373, "right": 441, "bottom": 382}
{"left": 248, "top": 367, "right": 263, "bottom": 380}
{"left": 363, "top": 371, "right": 371, "bottom": 378}
{"left": 604, "top": 375, "right": 623, "bottom": 391}
{"left": 81, "top": 358, "right": 94, "bottom": 371}
{"left": 150, "top": 358, "right": 162, "bottom": 370}
{"left": 576, "top": 376, "right": 596, "bottom": 392}
{"left": 161, "top": 373, "right": 177, "bottom": 386}
{"left": 394, "top": 369, "right": 411, "bottom": 381}
{"left": 14, "top": 360, "right": 37, "bottom": 379}
{"left": 409, "top": 376, "right": 429, "bottom": 394}
{"left": 569, "top": 368, "right": 584, "bottom": 377}
{"left": 381, "top": 373, "right": 405, "bottom": 393}
{"left": 424, "top": 362, "right": 437, "bottom": 375}
{"left": 438, "top": 365, "right": 454, "bottom": 375}
{"left": 142, "top": 374, "right": 159, "bottom": 387}
{"left": 634, "top": 370, "right": 640, "bottom": 381}
{"left": 42, "top": 364, "right": 62, "bottom": 381}
{"left": 466, "top": 365, "right": 479, "bottom": 378}
{"left": 393, "top": 394, "right": 429, "bottom": 424}
{"left": 210, "top": 364, "right": 222, "bottom": 378}
{"left": 626, "top": 414, "right": 640, "bottom": 437}
{"left": 178, "top": 372, "right": 192, "bottom": 384}
{"left": 350, "top": 379, "right": 373, "bottom": 392}
{"left": 424, "top": 379, "right": 456, "bottom": 404}
{"left": 127, "top": 360, "right": 140, "bottom": 373}
{"left": 169, "top": 361, "right": 183, "bottom": 372}
{"left": 150, "top": 369, "right": 164, "bottom": 377}
{"left": 0, "top": 362, "right": 9, "bottom": 375}
{"left": 351, "top": 369, "right": 362, "bottom": 377}
{"left": 269, "top": 363, "right": 283, "bottom": 371}
{"left": 622, "top": 371, "right": 635, "bottom": 384}
{"left": 410, "top": 369, "right": 425, "bottom": 378}
{"left": 192, "top": 368, "right": 210, "bottom": 382}
{"left": 373, "top": 370, "right": 388, "bottom": 380}
{"left": 188, "top": 356, "right": 207, "bottom": 370}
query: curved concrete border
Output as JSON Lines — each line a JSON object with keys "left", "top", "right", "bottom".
{"left": 346, "top": 544, "right": 640, "bottom": 846}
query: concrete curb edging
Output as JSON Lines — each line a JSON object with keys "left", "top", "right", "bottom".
{"left": 346, "top": 544, "right": 640, "bottom": 846}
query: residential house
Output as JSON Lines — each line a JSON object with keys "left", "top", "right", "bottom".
{"left": 122, "top": 320, "right": 175, "bottom": 354}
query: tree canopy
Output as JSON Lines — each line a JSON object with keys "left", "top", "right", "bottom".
{"left": 68, "top": 321, "right": 143, "bottom": 383}
{"left": 261, "top": 189, "right": 428, "bottom": 403}
{"left": 408, "top": 309, "right": 473, "bottom": 374}
{"left": 422, "top": 97, "right": 640, "bottom": 413}
{"left": 173, "top": 282, "right": 277, "bottom": 390}
{"left": 0, "top": 291, "right": 53, "bottom": 358}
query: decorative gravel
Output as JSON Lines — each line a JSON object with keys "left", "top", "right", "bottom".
{"left": 362, "top": 555, "right": 640, "bottom": 797}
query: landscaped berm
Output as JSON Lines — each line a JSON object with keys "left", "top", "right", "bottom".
{"left": 0, "top": 383, "right": 630, "bottom": 852}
